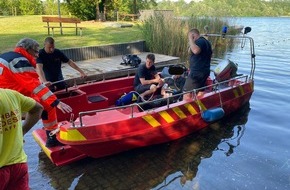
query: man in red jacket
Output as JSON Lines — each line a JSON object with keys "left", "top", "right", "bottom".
{"left": 0, "top": 38, "right": 72, "bottom": 147}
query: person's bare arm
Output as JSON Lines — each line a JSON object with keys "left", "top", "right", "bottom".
{"left": 139, "top": 74, "right": 161, "bottom": 85}
{"left": 36, "top": 64, "right": 52, "bottom": 86}
{"left": 22, "top": 102, "right": 43, "bottom": 135}
{"left": 188, "top": 33, "right": 201, "bottom": 55}
{"left": 67, "top": 59, "right": 87, "bottom": 78}
{"left": 36, "top": 64, "right": 47, "bottom": 83}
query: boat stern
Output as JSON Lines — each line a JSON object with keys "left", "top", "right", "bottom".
{"left": 32, "top": 129, "right": 87, "bottom": 166}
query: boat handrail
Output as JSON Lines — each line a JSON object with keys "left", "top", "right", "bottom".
{"left": 78, "top": 75, "right": 249, "bottom": 127}
{"left": 78, "top": 102, "right": 146, "bottom": 127}
{"left": 205, "top": 33, "right": 256, "bottom": 80}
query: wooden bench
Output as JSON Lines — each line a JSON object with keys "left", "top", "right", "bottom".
{"left": 117, "top": 13, "right": 139, "bottom": 22}
{"left": 42, "top": 16, "right": 85, "bottom": 36}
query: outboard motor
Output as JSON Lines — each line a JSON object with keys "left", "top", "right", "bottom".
{"left": 214, "top": 59, "right": 238, "bottom": 82}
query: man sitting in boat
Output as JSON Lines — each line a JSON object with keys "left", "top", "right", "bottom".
{"left": 133, "top": 53, "right": 165, "bottom": 101}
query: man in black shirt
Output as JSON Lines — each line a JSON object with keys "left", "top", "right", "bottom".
{"left": 36, "top": 37, "right": 87, "bottom": 92}
{"left": 133, "top": 54, "right": 163, "bottom": 99}
{"left": 183, "top": 28, "right": 212, "bottom": 101}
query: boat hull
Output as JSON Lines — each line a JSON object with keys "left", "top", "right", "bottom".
{"left": 57, "top": 80, "right": 253, "bottom": 159}
{"left": 32, "top": 129, "right": 87, "bottom": 166}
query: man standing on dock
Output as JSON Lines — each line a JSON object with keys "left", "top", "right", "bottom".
{"left": 36, "top": 37, "right": 87, "bottom": 92}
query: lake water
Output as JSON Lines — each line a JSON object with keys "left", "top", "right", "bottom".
{"left": 24, "top": 17, "right": 290, "bottom": 190}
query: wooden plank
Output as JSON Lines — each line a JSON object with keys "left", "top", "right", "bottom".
{"left": 42, "top": 16, "right": 83, "bottom": 36}
{"left": 42, "top": 16, "right": 81, "bottom": 23}
{"left": 43, "top": 26, "right": 85, "bottom": 29}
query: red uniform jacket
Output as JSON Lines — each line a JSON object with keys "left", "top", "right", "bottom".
{"left": 0, "top": 47, "right": 59, "bottom": 130}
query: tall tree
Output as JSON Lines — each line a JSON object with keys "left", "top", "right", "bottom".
{"left": 64, "top": 0, "right": 157, "bottom": 21}
{"left": 43, "top": 0, "right": 58, "bottom": 15}
{"left": 65, "top": 0, "right": 97, "bottom": 20}
{"left": 0, "top": 0, "right": 20, "bottom": 15}
{"left": 19, "top": 0, "right": 42, "bottom": 15}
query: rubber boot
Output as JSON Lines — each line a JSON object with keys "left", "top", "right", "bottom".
{"left": 45, "top": 130, "right": 62, "bottom": 147}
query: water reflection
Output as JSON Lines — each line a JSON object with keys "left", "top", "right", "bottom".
{"left": 37, "top": 103, "right": 251, "bottom": 190}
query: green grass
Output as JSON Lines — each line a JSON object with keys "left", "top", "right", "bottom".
{"left": 0, "top": 15, "right": 236, "bottom": 62}
{"left": 0, "top": 15, "right": 143, "bottom": 53}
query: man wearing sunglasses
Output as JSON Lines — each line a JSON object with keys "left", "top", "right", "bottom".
{"left": 0, "top": 38, "right": 72, "bottom": 147}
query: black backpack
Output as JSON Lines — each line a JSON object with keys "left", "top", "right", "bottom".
{"left": 120, "top": 54, "right": 141, "bottom": 68}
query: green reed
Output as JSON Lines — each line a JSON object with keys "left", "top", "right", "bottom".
{"left": 140, "top": 14, "right": 239, "bottom": 64}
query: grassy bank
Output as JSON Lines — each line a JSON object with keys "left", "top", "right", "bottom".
{"left": 1, "top": 15, "right": 235, "bottom": 62}
{"left": 0, "top": 15, "right": 143, "bottom": 53}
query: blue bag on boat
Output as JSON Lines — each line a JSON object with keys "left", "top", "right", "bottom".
{"left": 201, "top": 107, "right": 225, "bottom": 122}
{"left": 116, "top": 92, "right": 139, "bottom": 106}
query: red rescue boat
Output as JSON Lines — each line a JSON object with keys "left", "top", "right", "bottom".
{"left": 33, "top": 31, "right": 256, "bottom": 166}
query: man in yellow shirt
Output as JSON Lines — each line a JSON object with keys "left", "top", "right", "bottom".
{"left": 0, "top": 88, "right": 43, "bottom": 190}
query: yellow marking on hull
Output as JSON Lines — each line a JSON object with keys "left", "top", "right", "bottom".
{"left": 233, "top": 89, "right": 239, "bottom": 98}
{"left": 184, "top": 103, "right": 198, "bottom": 115}
{"left": 159, "top": 110, "right": 175, "bottom": 123}
{"left": 172, "top": 107, "right": 187, "bottom": 119}
{"left": 42, "top": 145, "right": 52, "bottom": 160}
{"left": 196, "top": 100, "right": 207, "bottom": 111}
{"left": 60, "top": 129, "right": 87, "bottom": 142}
{"left": 142, "top": 115, "right": 161, "bottom": 128}
{"left": 239, "top": 86, "right": 245, "bottom": 95}
{"left": 32, "top": 133, "right": 52, "bottom": 160}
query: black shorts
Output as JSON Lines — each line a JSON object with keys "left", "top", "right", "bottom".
{"left": 183, "top": 72, "right": 209, "bottom": 92}
{"left": 135, "top": 84, "right": 152, "bottom": 94}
